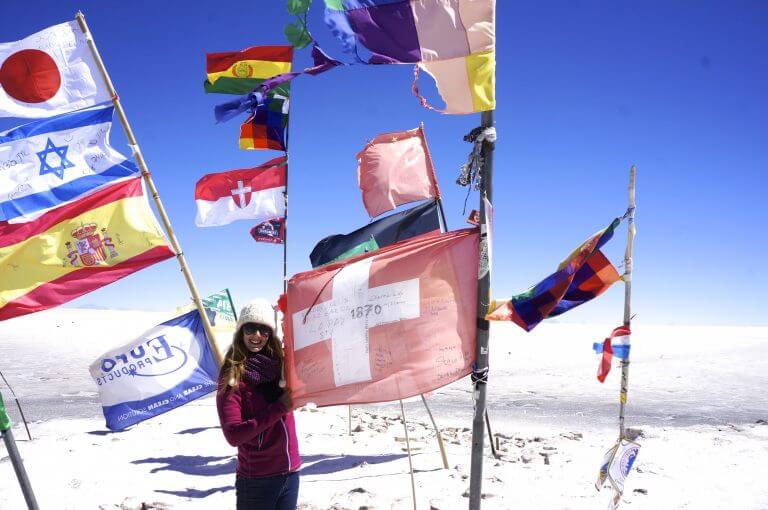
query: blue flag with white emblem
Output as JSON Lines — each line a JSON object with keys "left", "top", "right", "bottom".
{"left": 89, "top": 309, "right": 219, "bottom": 431}
{"left": 0, "top": 104, "right": 139, "bottom": 223}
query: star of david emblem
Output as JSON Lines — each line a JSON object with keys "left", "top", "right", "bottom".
{"left": 37, "top": 138, "right": 75, "bottom": 179}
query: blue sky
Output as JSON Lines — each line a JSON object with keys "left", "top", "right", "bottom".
{"left": 2, "top": 1, "right": 766, "bottom": 326}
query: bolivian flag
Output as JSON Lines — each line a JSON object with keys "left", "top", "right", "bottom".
{"left": 205, "top": 46, "right": 293, "bottom": 95}
{"left": 0, "top": 178, "right": 175, "bottom": 321}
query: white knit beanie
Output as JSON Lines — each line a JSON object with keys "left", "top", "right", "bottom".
{"left": 236, "top": 299, "right": 277, "bottom": 335}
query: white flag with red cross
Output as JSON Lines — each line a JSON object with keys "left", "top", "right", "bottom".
{"left": 0, "top": 21, "right": 110, "bottom": 119}
{"left": 283, "top": 228, "right": 479, "bottom": 408}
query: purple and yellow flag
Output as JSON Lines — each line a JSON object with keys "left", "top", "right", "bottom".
{"left": 487, "top": 219, "right": 622, "bottom": 331}
{"left": 324, "top": 0, "right": 495, "bottom": 114}
{"left": 237, "top": 1, "right": 495, "bottom": 115}
{"left": 0, "top": 178, "right": 174, "bottom": 321}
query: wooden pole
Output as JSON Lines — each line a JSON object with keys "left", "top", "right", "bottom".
{"left": 468, "top": 110, "right": 495, "bottom": 509}
{"left": 348, "top": 405, "right": 353, "bottom": 435}
{"left": 400, "top": 399, "right": 418, "bottom": 510}
{"left": 74, "top": 12, "right": 222, "bottom": 367}
{"left": 420, "top": 394, "right": 449, "bottom": 469}
{"left": 484, "top": 410, "right": 499, "bottom": 459}
{"left": 618, "top": 166, "right": 636, "bottom": 438}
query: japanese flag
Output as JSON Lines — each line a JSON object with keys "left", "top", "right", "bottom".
{"left": 0, "top": 21, "right": 109, "bottom": 118}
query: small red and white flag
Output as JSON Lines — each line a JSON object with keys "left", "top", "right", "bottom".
{"left": 283, "top": 228, "right": 479, "bottom": 408}
{"left": 0, "top": 21, "right": 110, "bottom": 118}
{"left": 595, "top": 325, "right": 631, "bottom": 383}
{"left": 195, "top": 156, "right": 286, "bottom": 227}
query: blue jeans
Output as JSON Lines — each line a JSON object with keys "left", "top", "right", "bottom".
{"left": 236, "top": 471, "right": 299, "bottom": 510}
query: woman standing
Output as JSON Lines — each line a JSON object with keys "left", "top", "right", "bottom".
{"left": 216, "top": 299, "right": 301, "bottom": 510}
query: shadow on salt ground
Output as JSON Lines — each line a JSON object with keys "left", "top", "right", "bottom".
{"left": 87, "top": 429, "right": 122, "bottom": 436}
{"left": 155, "top": 486, "right": 234, "bottom": 499}
{"left": 176, "top": 425, "right": 221, "bottom": 435}
{"left": 300, "top": 453, "right": 408, "bottom": 476}
{"left": 132, "top": 455, "right": 236, "bottom": 476}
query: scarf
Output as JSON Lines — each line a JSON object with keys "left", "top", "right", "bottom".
{"left": 242, "top": 352, "right": 281, "bottom": 386}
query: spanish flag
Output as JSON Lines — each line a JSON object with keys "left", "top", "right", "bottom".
{"left": 0, "top": 177, "right": 175, "bottom": 321}
{"left": 204, "top": 46, "right": 293, "bottom": 95}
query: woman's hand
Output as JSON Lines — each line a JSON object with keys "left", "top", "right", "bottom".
{"left": 278, "top": 388, "right": 293, "bottom": 410}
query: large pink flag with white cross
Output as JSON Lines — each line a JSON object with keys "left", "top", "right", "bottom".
{"left": 283, "top": 228, "right": 478, "bottom": 408}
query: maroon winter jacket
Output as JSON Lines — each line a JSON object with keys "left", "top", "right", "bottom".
{"left": 216, "top": 379, "right": 301, "bottom": 478}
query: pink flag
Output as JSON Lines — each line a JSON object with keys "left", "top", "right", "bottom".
{"left": 356, "top": 126, "right": 440, "bottom": 218}
{"left": 283, "top": 228, "right": 478, "bottom": 408}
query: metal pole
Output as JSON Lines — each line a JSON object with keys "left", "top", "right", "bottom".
{"left": 283, "top": 111, "right": 291, "bottom": 295}
{"left": 74, "top": 12, "right": 222, "bottom": 367}
{"left": 399, "top": 399, "right": 418, "bottom": 510}
{"left": 0, "top": 369, "right": 31, "bottom": 441}
{"left": 225, "top": 288, "right": 238, "bottom": 321}
{"left": 618, "top": 166, "right": 636, "bottom": 438}
{"left": 468, "top": 110, "right": 495, "bottom": 509}
{"left": 1, "top": 391, "right": 39, "bottom": 510}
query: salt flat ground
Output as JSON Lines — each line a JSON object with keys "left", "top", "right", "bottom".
{"left": 1, "top": 309, "right": 767, "bottom": 509}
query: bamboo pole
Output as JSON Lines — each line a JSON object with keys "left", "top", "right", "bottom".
{"left": 1, "top": 391, "right": 39, "bottom": 510}
{"left": 618, "top": 166, "right": 636, "bottom": 438}
{"left": 400, "top": 399, "right": 418, "bottom": 510}
{"left": 420, "top": 394, "right": 449, "bottom": 469}
{"left": 74, "top": 12, "right": 222, "bottom": 367}
{"left": 468, "top": 110, "right": 495, "bottom": 509}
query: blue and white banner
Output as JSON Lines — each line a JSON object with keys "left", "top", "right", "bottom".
{"left": 0, "top": 105, "right": 139, "bottom": 223}
{"left": 595, "top": 438, "right": 641, "bottom": 493}
{"left": 89, "top": 309, "right": 219, "bottom": 431}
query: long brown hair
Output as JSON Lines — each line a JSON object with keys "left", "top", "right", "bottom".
{"left": 218, "top": 325, "right": 284, "bottom": 393}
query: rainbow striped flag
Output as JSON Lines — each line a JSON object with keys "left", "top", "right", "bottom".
{"left": 0, "top": 177, "right": 174, "bottom": 321}
{"left": 487, "top": 219, "right": 622, "bottom": 331}
{"left": 204, "top": 46, "right": 293, "bottom": 95}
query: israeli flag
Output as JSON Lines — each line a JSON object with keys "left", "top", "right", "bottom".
{"left": 89, "top": 309, "right": 219, "bottom": 431}
{"left": 0, "top": 104, "right": 139, "bottom": 223}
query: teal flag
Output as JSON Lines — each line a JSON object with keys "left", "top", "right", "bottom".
{"left": 0, "top": 391, "right": 11, "bottom": 431}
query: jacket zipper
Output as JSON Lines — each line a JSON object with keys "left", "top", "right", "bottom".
{"left": 280, "top": 416, "right": 291, "bottom": 471}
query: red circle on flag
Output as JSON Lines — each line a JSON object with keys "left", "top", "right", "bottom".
{"left": 0, "top": 49, "right": 61, "bottom": 103}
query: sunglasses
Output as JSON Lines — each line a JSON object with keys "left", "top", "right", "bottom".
{"left": 242, "top": 323, "right": 272, "bottom": 336}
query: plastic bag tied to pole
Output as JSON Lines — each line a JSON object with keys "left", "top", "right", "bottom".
{"left": 0, "top": 391, "right": 11, "bottom": 431}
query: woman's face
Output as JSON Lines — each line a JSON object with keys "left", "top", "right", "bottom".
{"left": 242, "top": 323, "right": 272, "bottom": 353}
